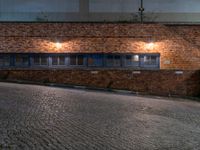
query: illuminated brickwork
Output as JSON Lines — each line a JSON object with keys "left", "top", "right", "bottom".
{"left": 0, "top": 23, "right": 199, "bottom": 70}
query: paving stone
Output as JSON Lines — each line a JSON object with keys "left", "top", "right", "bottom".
{"left": 0, "top": 82, "right": 199, "bottom": 150}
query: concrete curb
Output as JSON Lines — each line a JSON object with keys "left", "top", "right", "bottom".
{"left": 0, "top": 79, "right": 199, "bottom": 101}
{"left": 0, "top": 79, "right": 137, "bottom": 95}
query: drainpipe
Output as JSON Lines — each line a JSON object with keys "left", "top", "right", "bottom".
{"left": 139, "top": 0, "right": 144, "bottom": 23}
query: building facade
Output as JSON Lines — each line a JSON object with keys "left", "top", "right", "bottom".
{"left": 0, "top": 23, "right": 199, "bottom": 70}
{"left": 0, "top": 23, "right": 199, "bottom": 97}
{"left": 0, "top": 0, "right": 200, "bottom": 97}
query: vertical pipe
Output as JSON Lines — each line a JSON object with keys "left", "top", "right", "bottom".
{"left": 141, "top": 0, "right": 143, "bottom": 23}
{"left": 139, "top": 0, "right": 144, "bottom": 23}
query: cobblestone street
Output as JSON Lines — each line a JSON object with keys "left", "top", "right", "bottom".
{"left": 0, "top": 82, "right": 200, "bottom": 150}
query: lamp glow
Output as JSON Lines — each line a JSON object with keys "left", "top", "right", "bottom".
{"left": 56, "top": 42, "right": 62, "bottom": 49}
{"left": 146, "top": 42, "right": 154, "bottom": 49}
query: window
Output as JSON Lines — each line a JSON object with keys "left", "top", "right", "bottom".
{"left": 33, "top": 57, "right": 40, "bottom": 65}
{"left": 59, "top": 56, "right": 65, "bottom": 65}
{"left": 0, "top": 57, "right": 3, "bottom": 66}
{"left": 0, "top": 53, "right": 160, "bottom": 69}
{"left": 52, "top": 56, "right": 65, "bottom": 66}
{"left": 0, "top": 55, "right": 10, "bottom": 67}
{"left": 106, "top": 55, "right": 121, "bottom": 67}
{"left": 41, "top": 56, "right": 48, "bottom": 65}
{"left": 124, "top": 54, "right": 139, "bottom": 67}
{"left": 33, "top": 55, "right": 49, "bottom": 66}
{"left": 77, "top": 55, "right": 84, "bottom": 65}
{"left": 88, "top": 54, "right": 103, "bottom": 67}
{"left": 52, "top": 56, "right": 58, "bottom": 65}
{"left": 70, "top": 55, "right": 77, "bottom": 65}
{"left": 70, "top": 55, "right": 85, "bottom": 66}
{"left": 15, "top": 55, "right": 29, "bottom": 66}
{"left": 144, "top": 55, "right": 157, "bottom": 65}
{"left": 141, "top": 54, "right": 160, "bottom": 68}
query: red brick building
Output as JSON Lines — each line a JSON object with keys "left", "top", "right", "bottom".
{"left": 0, "top": 23, "right": 199, "bottom": 96}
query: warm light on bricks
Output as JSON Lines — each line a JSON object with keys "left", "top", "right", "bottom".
{"left": 56, "top": 42, "right": 62, "bottom": 49}
{"left": 146, "top": 42, "right": 155, "bottom": 50}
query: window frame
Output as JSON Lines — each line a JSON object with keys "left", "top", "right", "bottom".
{"left": 105, "top": 54, "right": 122, "bottom": 67}
{"left": 0, "top": 54, "right": 11, "bottom": 67}
{"left": 0, "top": 53, "right": 160, "bottom": 70}
{"left": 69, "top": 54, "right": 86, "bottom": 67}
{"left": 87, "top": 54, "right": 104, "bottom": 67}
{"left": 50, "top": 54, "right": 66, "bottom": 66}
{"left": 123, "top": 54, "right": 140, "bottom": 68}
{"left": 31, "top": 54, "right": 49, "bottom": 67}
{"left": 14, "top": 54, "right": 30, "bottom": 67}
{"left": 140, "top": 54, "right": 160, "bottom": 69}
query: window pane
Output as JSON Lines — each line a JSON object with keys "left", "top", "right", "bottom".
{"left": 144, "top": 56, "right": 157, "bottom": 65}
{"left": 77, "top": 55, "right": 84, "bottom": 65}
{"left": 88, "top": 56, "right": 94, "bottom": 66}
{"left": 125, "top": 55, "right": 132, "bottom": 66}
{"left": 4, "top": 56, "right": 10, "bottom": 66}
{"left": 95, "top": 56, "right": 103, "bottom": 66}
{"left": 70, "top": 55, "right": 76, "bottom": 65}
{"left": 106, "top": 55, "right": 121, "bottom": 67}
{"left": 15, "top": 55, "right": 29, "bottom": 66}
{"left": 88, "top": 54, "right": 103, "bottom": 67}
{"left": 22, "top": 56, "right": 29, "bottom": 66}
{"left": 0, "top": 55, "right": 10, "bottom": 67}
{"left": 0, "top": 56, "right": 10, "bottom": 67}
{"left": 151, "top": 56, "right": 157, "bottom": 65}
{"left": 133, "top": 55, "right": 139, "bottom": 62}
{"left": 0, "top": 57, "right": 3, "bottom": 66}
{"left": 33, "top": 56, "right": 40, "bottom": 65}
{"left": 114, "top": 55, "right": 121, "bottom": 66}
{"left": 106, "top": 55, "right": 113, "bottom": 66}
{"left": 41, "top": 56, "right": 48, "bottom": 65}
{"left": 52, "top": 56, "right": 58, "bottom": 65}
{"left": 132, "top": 55, "right": 139, "bottom": 66}
{"left": 141, "top": 55, "right": 160, "bottom": 69}
{"left": 15, "top": 55, "right": 23, "bottom": 65}
{"left": 125, "top": 55, "right": 139, "bottom": 67}
{"left": 59, "top": 56, "right": 65, "bottom": 65}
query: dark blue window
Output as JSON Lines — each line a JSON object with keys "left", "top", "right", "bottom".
{"left": 69, "top": 54, "right": 86, "bottom": 66}
{"left": 0, "top": 53, "right": 160, "bottom": 69}
{"left": 105, "top": 55, "right": 121, "bottom": 67}
{"left": 0, "top": 55, "right": 10, "bottom": 67}
{"left": 31, "top": 55, "right": 49, "bottom": 66}
{"left": 52, "top": 56, "right": 65, "bottom": 65}
{"left": 15, "top": 54, "right": 29, "bottom": 67}
{"left": 140, "top": 54, "right": 160, "bottom": 68}
{"left": 124, "top": 54, "right": 140, "bottom": 67}
{"left": 87, "top": 54, "right": 103, "bottom": 67}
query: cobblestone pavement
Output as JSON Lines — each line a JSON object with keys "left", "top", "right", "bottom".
{"left": 0, "top": 82, "right": 200, "bottom": 150}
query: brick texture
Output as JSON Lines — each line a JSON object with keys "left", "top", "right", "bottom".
{"left": 0, "top": 69, "right": 199, "bottom": 97}
{"left": 0, "top": 23, "right": 199, "bottom": 70}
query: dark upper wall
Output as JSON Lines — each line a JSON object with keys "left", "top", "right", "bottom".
{"left": 1, "top": 0, "right": 200, "bottom": 23}
{"left": 0, "top": 0, "right": 79, "bottom": 12}
{"left": 145, "top": 0, "right": 200, "bottom": 13}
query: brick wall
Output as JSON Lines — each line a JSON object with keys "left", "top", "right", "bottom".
{"left": 0, "top": 23, "right": 199, "bottom": 70}
{"left": 0, "top": 69, "right": 199, "bottom": 97}
{"left": 169, "top": 25, "right": 200, "bottom": 48}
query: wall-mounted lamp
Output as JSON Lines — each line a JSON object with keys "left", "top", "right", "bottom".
{"left": 56, "top": 42, "right": 62, "bottom": 49}
{"left": 146, "top": 41, "right": 155, "bottom": 50}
